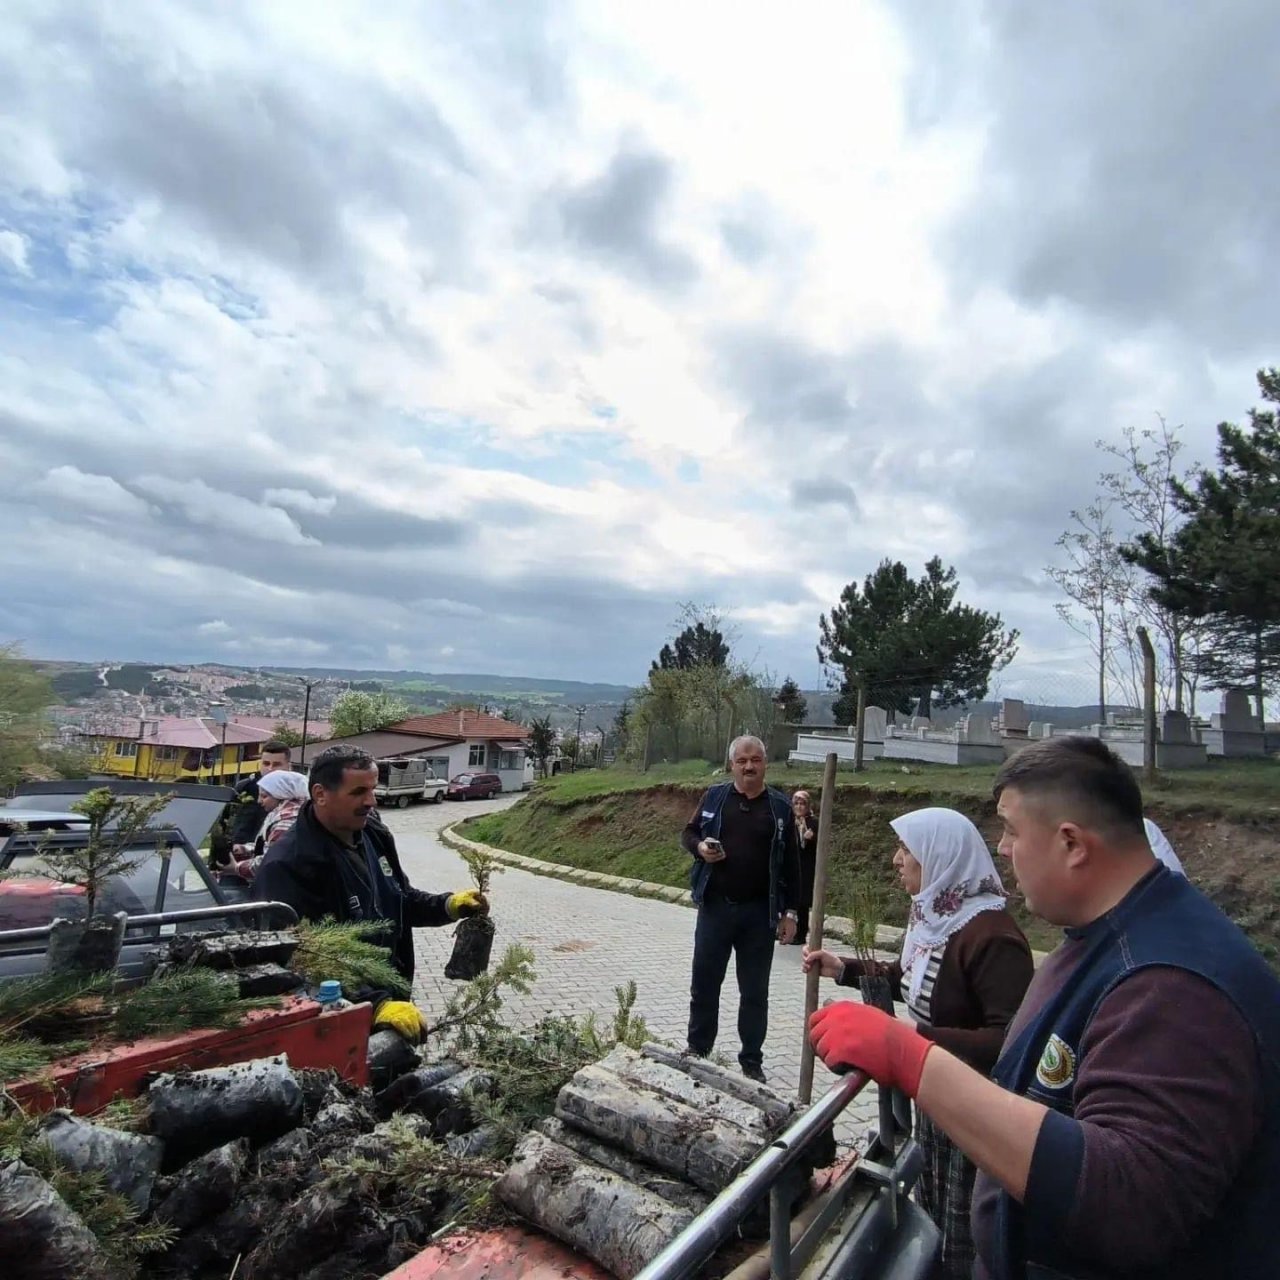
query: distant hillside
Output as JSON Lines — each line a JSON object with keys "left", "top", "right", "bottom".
{"left": 263, "top": 666, "right": 639, "bottom": 707}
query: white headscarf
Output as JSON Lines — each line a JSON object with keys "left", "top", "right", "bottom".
{"left": 258, "top": 770, "right": 310, "bottom": 803}
{"left": 892, "top": 807, "right": 1009, "bottom": 1004}
{"left": 1144, "top": 818, "right": 1186, "bottom": 877}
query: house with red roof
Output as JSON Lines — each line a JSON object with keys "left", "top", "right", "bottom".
{"left": 80, "top": 717, "right": 273, "bottom": 784}
{"left": 307, "top": 708, "right": 534, "bottom": 791}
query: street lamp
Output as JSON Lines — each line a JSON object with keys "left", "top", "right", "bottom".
{"left": 296, "top": 677, "right": 321, "bottom": 768}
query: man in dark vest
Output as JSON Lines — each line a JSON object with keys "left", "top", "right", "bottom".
{"left": 682, "top": 733, "right": 801, "bottom": 1083}
{"left": 809, "top": 735, "right": 1280, "bottom": 1279}
{"left": 254, "top": 745, "right": 488, "bottom": 1043}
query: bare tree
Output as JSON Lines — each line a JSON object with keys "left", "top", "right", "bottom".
{"left": 1046, "top": 498, "right": 1134, "bottom": 724}
{"left": 1104, "top": 418, "right": 1205, "bottom": 713}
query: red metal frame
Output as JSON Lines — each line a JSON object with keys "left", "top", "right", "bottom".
{"left": 9, "top": 996, "right": 371, "bottom": 1115}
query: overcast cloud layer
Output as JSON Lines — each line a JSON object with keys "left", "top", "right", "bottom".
{"left": 1, "top": 0, "right": 1275, "bottom": 703}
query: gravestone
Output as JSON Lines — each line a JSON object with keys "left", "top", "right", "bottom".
{"left": 1202, "top": 691, "right": 1266, "bottom": 758}
{"left": 1156, "top": 710, "right": 1207, "bottom": 769}
{"left": 959, "top": 712, "right": 999, "bottom": 745}
{"left": 1000, "top": 699, "right": 1030, "bottom": 736}
{"left": 862, "top": 706, "right": 888, "bottom": 744}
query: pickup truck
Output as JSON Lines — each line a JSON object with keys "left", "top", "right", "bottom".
{"left": 376, "top": 758, "right": 448, "bottom": 808}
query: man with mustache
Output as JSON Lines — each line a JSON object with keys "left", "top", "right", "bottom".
{"left": 254, "top": 745, "right": 487, "bottom": 1043}
{"left": 683, "top": 734, "right": 801, "bottom": 1083}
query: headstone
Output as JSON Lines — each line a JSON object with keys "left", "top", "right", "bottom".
{"left": 1161, "top": 710, "right": 1193, "bottom": 744}
{"left": 910, "top": 716, "right": 931, "bottom": 731}
{"left": 1001, "top": 699, "right": 1030, "bottom": 735}
{"left": 1211, "top": 690, "right": 1260, "bottom": 731}
{"left": 1028, "top": 722, "right": 1047, "bottom": 740}
{"left": 958, "top": 713, "right": 999, "bottom": 745}
{"left": 862, "top": 706, "right": 888, "bottom": 743}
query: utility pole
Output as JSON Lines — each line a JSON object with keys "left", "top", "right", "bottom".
{"left": 572, "top": 704, "right": 586, "bottom": 772}
{"left": 1137, "top": 626, "right": 1157, "bottom": 784}
{"left": 853, "top": 679, "right": 868, "bottom": 773}
{"left": 298, "top": 677, "right": 317, "bottom": 768}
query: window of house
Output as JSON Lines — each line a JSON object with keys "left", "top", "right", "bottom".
{"left": 468, "top": 743, "right": 487, "bottom": 767}
{"left": 155, "top": 746, "right": 180, "bottom": 762}
{"left": 113, "top": 741, "right": 138, "bottom": 758}
{"left": 498, "top": 751, "right": 522, "bottom": 771}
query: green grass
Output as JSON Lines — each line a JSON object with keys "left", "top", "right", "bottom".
{"left": 529, "top": 756, "right": 1280, "bottom": 817}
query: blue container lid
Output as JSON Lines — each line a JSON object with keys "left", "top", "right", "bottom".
{"left": 316, "top": 980, "right": 342, "bottom": 1004}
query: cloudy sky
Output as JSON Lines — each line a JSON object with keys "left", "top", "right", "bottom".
{"left": 1, "top": 1, "right": 1275, "bottom": 699}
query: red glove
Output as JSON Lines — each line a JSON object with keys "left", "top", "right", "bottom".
{"left": 809, "top": 1002, "right": 934, "bottom": 1097}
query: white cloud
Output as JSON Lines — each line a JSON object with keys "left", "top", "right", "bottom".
{"left": 0, "top": 229, "right": 30, "bottom": 275}
{"left": 264, "top": 487, "right": 337, "bottom": 516}
{"left": 35, "top": 466, "right": 152, "bottom": 521}
{"left": 133, "top": 477, "right": 317, "bottom": 548}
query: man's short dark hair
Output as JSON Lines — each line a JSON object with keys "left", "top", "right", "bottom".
{"left": 994, "top": 735, "right": 1145, "bottom": 843}
{"left": 309, "top": 745, "right": 377, "bottom": 792}
{"left": 261, "top": 741, "right": 292, "bottom": 759}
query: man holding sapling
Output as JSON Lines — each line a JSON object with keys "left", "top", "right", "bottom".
{"left": 683, "top": 734, "right": 801, "bottom": 1083}
{"left": 809, "top": 736, "right": 1280, "bottom": 1280}
{"left": 254, "top": 746, "right": 489, "bottom": 1042}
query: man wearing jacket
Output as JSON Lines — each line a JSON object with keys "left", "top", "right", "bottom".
{"left": 254, "top": 745, "right": 487, "bottom": 1043}
{"left": 682, "top": 734, "right": 801, "bottom": 1082}
{"left": 809, "top": 735, "right": 1280, "bottom": 1279}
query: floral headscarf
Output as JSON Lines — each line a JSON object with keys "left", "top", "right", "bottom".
{"left": 892, "top": 807, "right": 1009, "bottom": 1003}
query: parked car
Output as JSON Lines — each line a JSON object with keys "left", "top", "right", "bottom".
{"left": 446, "top": 771, "right": 502, "bottom": 800}
{"left": 0, "top": 780, "right": 292, "bottom": 979}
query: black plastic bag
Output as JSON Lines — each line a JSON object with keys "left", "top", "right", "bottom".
{"left": 443, "top": 914, "right": 494, "bottom": 980}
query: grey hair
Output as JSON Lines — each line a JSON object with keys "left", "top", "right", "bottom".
{"left": 727, "top": 734, "right": 767, "bottom": 763}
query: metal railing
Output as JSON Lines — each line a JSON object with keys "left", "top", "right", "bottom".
{"left": 636, "top": 1067, "right": 925, "bottom": 1280}
{"left": 0, "top": 900, "right": 299, "bottom": 946}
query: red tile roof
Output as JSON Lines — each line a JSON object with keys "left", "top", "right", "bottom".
{"left": 390, "top": 710, "right": 531, "bottom": 741}
{"left": 85, "top": 717, "right": 274, "bottom": 748}
{"left": 232, "top": 715, "right": 333, "bottom": 740}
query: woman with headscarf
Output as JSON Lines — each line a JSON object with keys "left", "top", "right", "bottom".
{"left": 1145, "top": 817, "right": 1186, "bottom": 876}
{"left": 791, "top": 790, "right": 819, "bottom": 943}
{"left": 234, "top": 770, "right": 309, "bottom": 881}
{"left": 804, "top": 807, "right": 1034, "bottom": 1280}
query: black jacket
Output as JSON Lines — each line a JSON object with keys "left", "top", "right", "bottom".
{"left": 253, "top": 803, "right": 452, "bottom": 980}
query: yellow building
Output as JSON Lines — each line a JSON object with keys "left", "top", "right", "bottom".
{"left": 84, "top": 717, "right": 272, "bottom": 785}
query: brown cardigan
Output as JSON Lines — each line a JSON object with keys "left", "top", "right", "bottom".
{"left": 836, "top": 909, "right": 1033, "bottom": 1074}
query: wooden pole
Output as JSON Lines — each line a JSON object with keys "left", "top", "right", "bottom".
{"left": 798, "top": 751, "right": 839, "bottom": 1104}
{"left": 852, "top": 680, "right": 867, "bottom": 773}
{"left": 1137, "top": 626, "right": 1157, "bottom": 784}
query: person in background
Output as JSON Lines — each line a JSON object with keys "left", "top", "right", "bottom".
{"left": 254, "top": 746, "right": 489, "bottom": 1045}
{"left": 791, "top": 790, "right": 819, "bottom": 943}
{"left": 804, "top": 807, "right": 1033, "bottom": 1280}
{"left": 1145, "top": 816, "right": 1186, "bottom": 876}
{"left": 212, "top": 740, "right": 295, "bottom": 871}
{"left": 682, "top": 734, "right": 801, "bottom": 1083}
{"left": 230, "top": 770, "right": 309, "bottom": 882}
{"left": 809, "top": 736, "right": 1280, "bottom": 1280}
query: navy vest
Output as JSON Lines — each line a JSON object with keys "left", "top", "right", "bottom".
{"left": 688, "top": 781, "right": 794, "bottom": 923}
{"left": 989, "top": 866, "right": 1280, "bottom": 1279}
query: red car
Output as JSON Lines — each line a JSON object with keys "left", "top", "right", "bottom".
{"left": 446, "top": 772, "right": 502, "bottom": 800}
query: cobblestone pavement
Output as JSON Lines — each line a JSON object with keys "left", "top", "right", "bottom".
{"left": 382, "top": 796, "right": 884, "bottom": 1138}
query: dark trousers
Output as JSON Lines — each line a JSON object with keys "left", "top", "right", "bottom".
{"left": 687, "top": 896, "right": 776, "bottom": 1070}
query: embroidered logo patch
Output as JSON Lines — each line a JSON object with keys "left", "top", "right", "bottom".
{"left": 1035, "top": 1034, "right": 1077, "bottom": 1090}
{"left": 378, "top": 857, "right": 394, "bottom": 879}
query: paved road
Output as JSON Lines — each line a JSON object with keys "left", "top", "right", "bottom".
{"left": 382, "top": 794, "right": 883, "bottom": 1136}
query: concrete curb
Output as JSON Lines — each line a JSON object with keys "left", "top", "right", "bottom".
{"left": 440, "top": 822, "right": 907, "bottom": 950}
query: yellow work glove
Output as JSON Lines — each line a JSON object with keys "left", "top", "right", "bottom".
{"left": 372, "top": 999, "right": 426, "bottom": 1044}
{"left": 446, "top": 889, "right": 490, "bottom": 920}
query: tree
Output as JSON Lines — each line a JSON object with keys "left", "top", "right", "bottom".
{"left": 1103, "top": 419, "right": 1204, "bottom": 713}
{"left": 270, "top": 721, "right": 305, "bottom": 748}
{"left": 1046, "top": 498, "right": 1134, "bottom": 724}
{"left": 650, "top": 617, "right": 730, "bottom": 672}
{"left": 0, "top": 645, "right": 54, "bottom": 789}
{"left": 1129, "top": 367, "right": 1280, "bottom": 717}
{"left": 528, "top": 715, "right": 556, "bottom": 778}
{"left": 329, "top": 689, "right": 410, "bottom": 737}
{"left": 40, "top": 788, "right": 172, "bottom": 919}
{"left": 818, "top": 558, "right": 1018, "bottom": 719}
{"left": 775, "top": 677, "right": 808, "bottom": 724}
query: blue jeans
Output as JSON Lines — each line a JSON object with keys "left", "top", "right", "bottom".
{"left": 687, "top": 895, "right": 776, "bottom": 1071}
